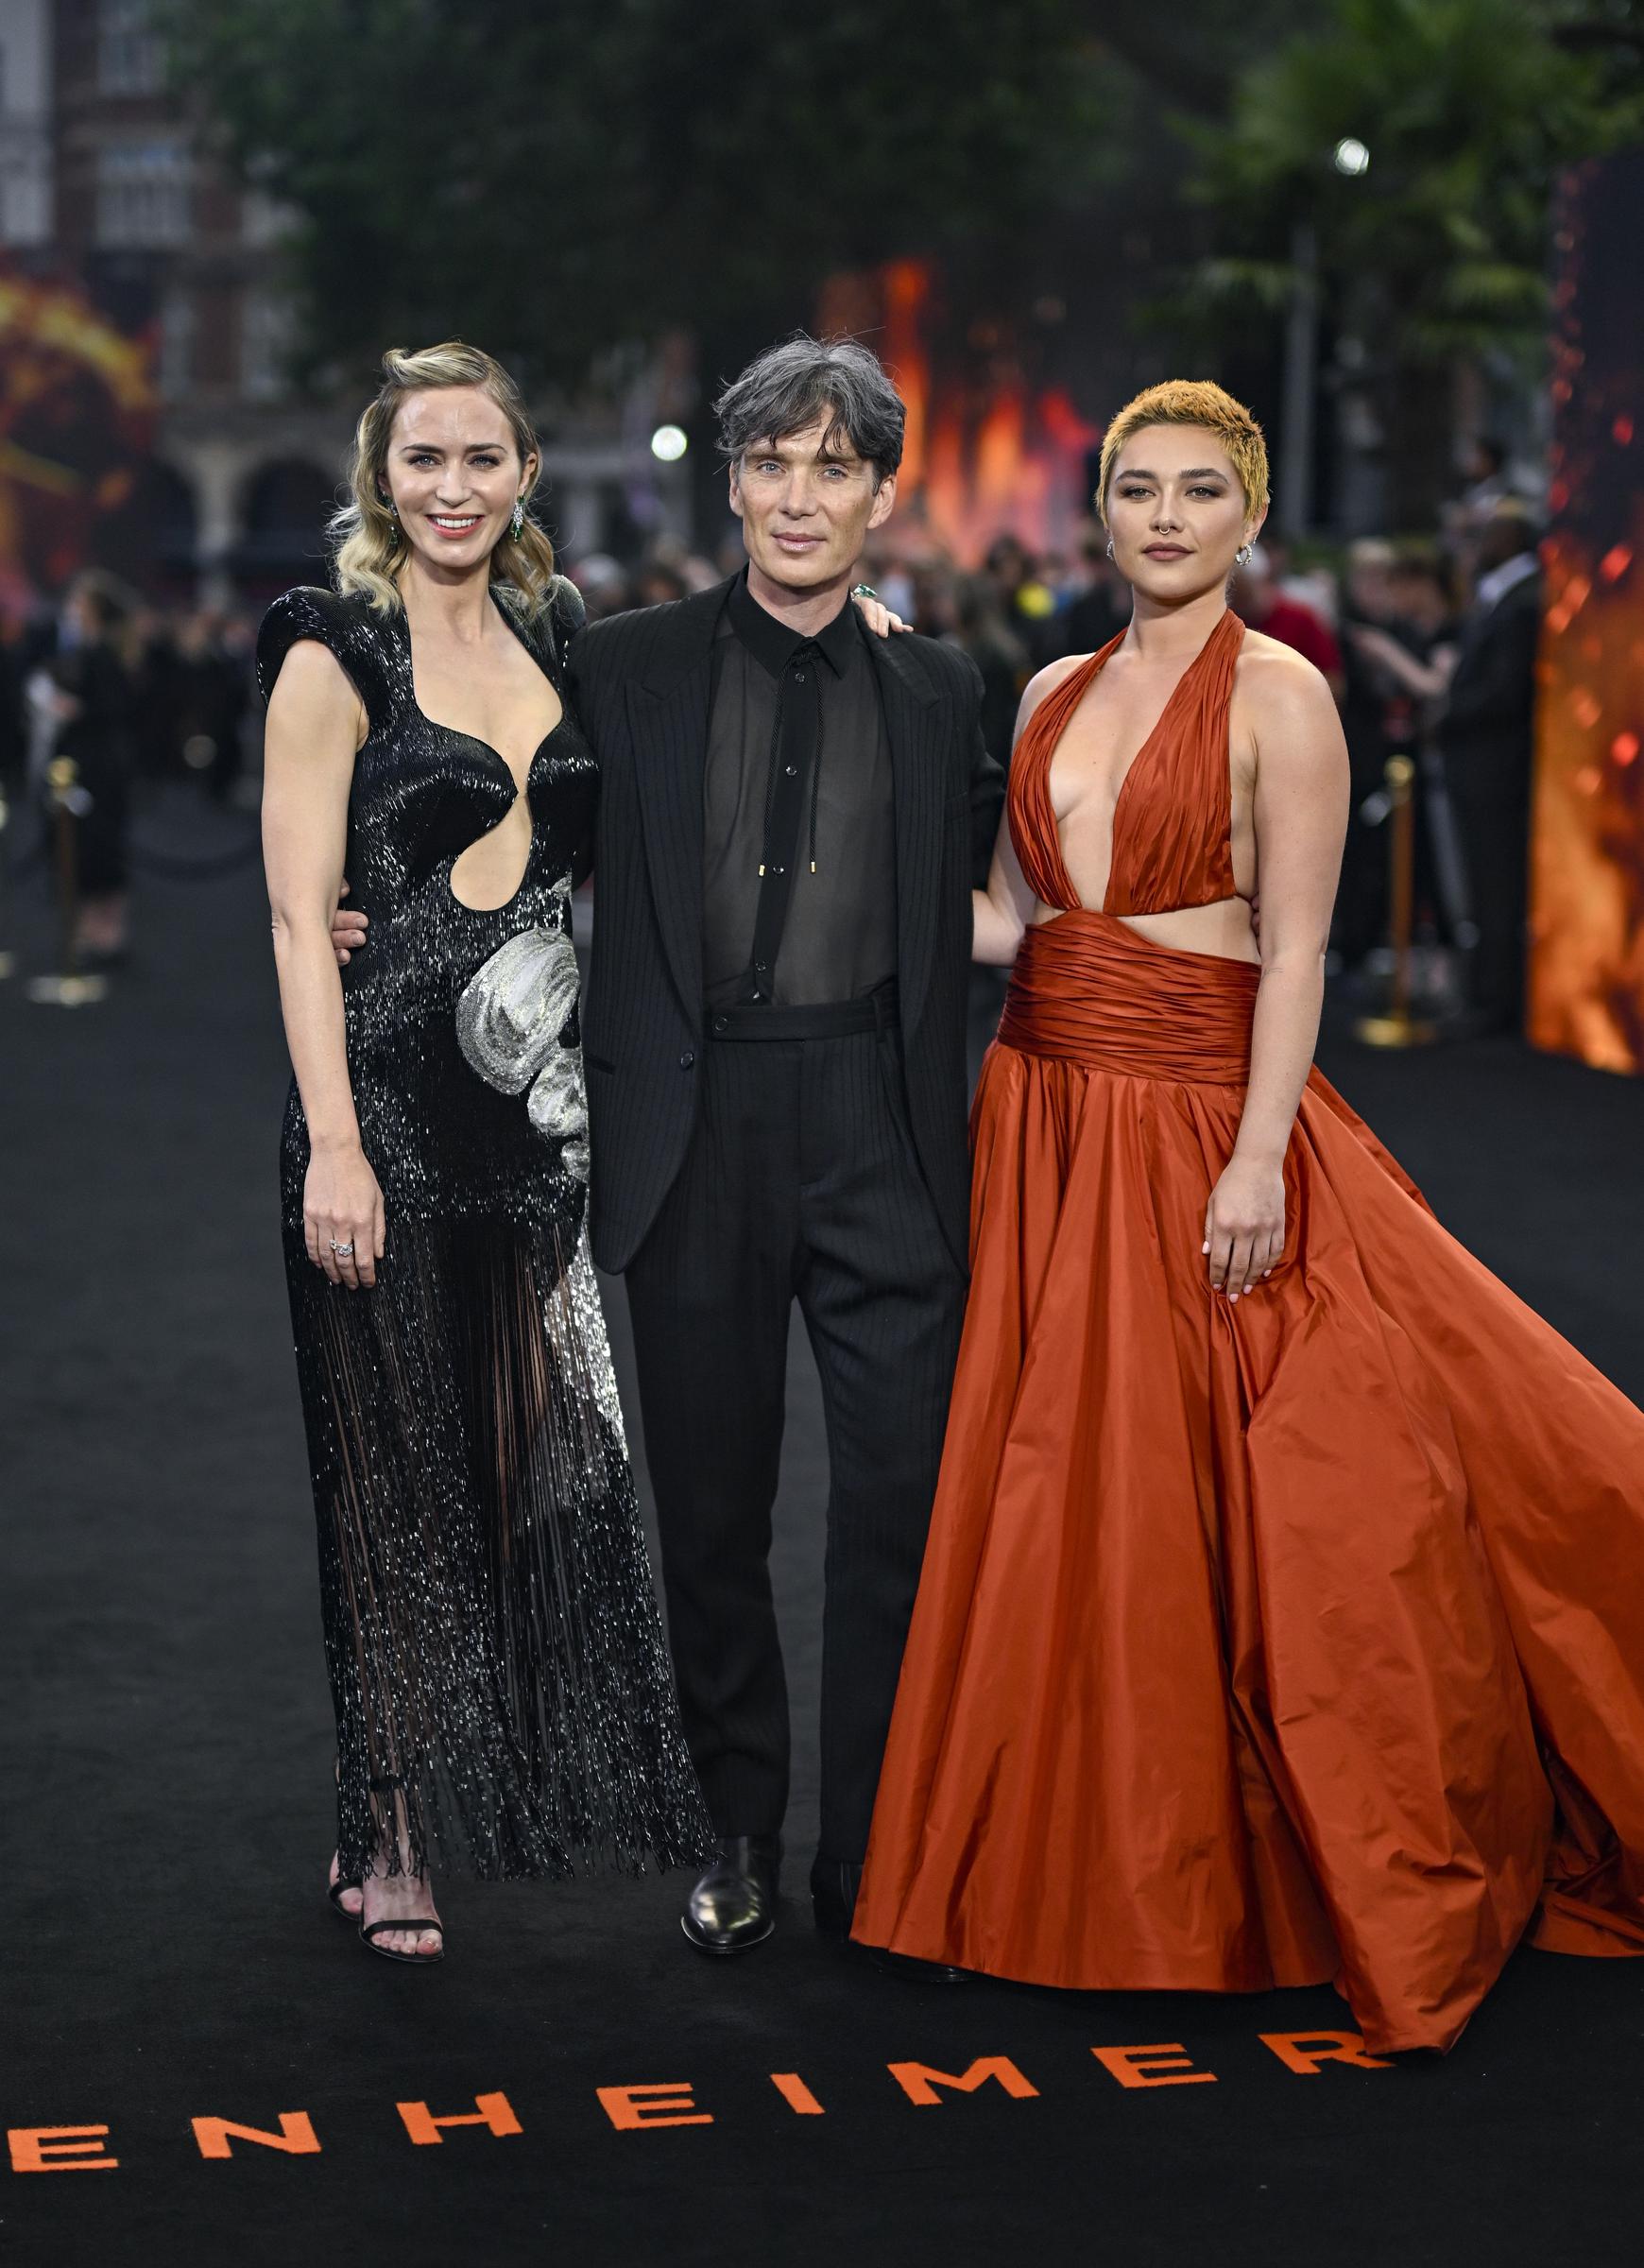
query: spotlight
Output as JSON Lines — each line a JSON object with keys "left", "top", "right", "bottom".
{"left": 1333, "top": 138, "right": 1370, "bottom": 177}
{"left": 650, "top": 424, "right": 688, "bottom": 462}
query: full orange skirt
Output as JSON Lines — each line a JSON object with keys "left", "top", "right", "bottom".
{"left": 853, "top": 913, "right": 1644, "bottom": 2053}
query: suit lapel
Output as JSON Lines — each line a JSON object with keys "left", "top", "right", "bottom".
{"left": 869, "top": 631, "right": 944, "bottom": 1037}
{"left": 625, "top": 582, "right": 728, "bottom": 1026}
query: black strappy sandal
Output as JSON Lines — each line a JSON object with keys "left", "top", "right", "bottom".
{"left": 328, "top": 1874, "right": 363, "bottom": 1919}
{"left": 360, "top": 1916, "right": 445, "bottom": 1965}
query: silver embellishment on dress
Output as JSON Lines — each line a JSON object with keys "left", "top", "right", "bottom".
{"left": 454, "top": 881, "right": 589, "bottom": 1179}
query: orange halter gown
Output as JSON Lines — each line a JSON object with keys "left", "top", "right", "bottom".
{"left": 851, "top": 610, "right": 1644, "bottom": 2053}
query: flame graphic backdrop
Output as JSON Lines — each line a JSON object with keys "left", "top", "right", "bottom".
{"left": 818, "top": 262, "right": 1100, "bottom": 559}
{"left": 1528, "top": 150, "right": 1644, "bottom": 1074}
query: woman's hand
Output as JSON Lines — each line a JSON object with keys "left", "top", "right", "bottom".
{"left": 1203, "top": 1154, "right": 1285, "bottom": 1301}
{"left": 304, "top": 1138, "right": 385, "bottom": 1290}
{"left": 849, "top": 586, "right": 911, "bottom": 639}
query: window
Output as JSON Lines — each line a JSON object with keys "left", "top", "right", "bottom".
{"left": 95, "top": 135, "right": 190, "bottom": 248}
{"left": 241, "top": 289, "right": 293, "bottom": 402}
{"left": 158, "top": 288, "right": 194, "bottom": 400}
{"left": 97, "top": 0, "right": 164, "bottom": 95}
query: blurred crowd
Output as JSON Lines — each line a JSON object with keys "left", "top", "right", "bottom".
{"left": 0, "top": 577, "right": 258, "bottom": 965}
{"left": 3, "top": 435, "right": 1542, "bottom": 1027}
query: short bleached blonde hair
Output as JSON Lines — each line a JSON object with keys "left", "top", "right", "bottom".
{"left": 331, "top": 341, "right": 556, "bottom": 616}
{"left": 1097, "top": 380, "right": 1269, "bottom": 525}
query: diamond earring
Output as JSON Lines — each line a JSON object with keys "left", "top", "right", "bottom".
{"left": 1105, "top": 538, "right": 1115, "bottom": 561}
{"left": 510, "top": 498, "right": 524, "bottom": 540}
{"left": 1236, "top": 542, "right": 1254, "bottom": 566}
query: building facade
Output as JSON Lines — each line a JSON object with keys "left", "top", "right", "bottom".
{"left": 0, "top": 0, "right": 689, "bottom": 607}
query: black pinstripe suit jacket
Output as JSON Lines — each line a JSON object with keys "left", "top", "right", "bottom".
{"left": 570, "top": 576, "right": 1004, "bottom": 1277}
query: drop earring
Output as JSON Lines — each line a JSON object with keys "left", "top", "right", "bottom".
{"left": 1105, "top": 538, "right": 1115, "bottom": 561}
{"left": 510, "top": 498, "right": 524, "bottom": 540}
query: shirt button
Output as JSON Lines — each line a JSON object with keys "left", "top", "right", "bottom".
{"left": 794, "top": 671, "right": 806, "bottom": 683}
{"left": 679, "top": 1050, "right": 695, "bottom": 1069}
{"left": 772, "top": 864, "right": 784, "bottom": 875}
{"left": 711, "top": 1016, "right": 727, "bottom": 1034}
{"left": 785, "top": 765, "right": 797, "bottom": 776}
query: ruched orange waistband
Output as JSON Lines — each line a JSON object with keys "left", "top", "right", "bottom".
{"left": 997, "top": 911, "right": 1259, "bottom": 1085}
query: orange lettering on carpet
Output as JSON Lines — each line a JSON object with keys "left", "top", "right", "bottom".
{"left": 397, "top": 2092, "right": 522, "bottom": 2145}
{"left": 595, "top": 2084, "right": 713, "bottom": 2131}
{"left": 193, "top": 2113, "right": 320, "bottom": 2159}
{"left": 888, "top": 2058, "right": 1040, "bottom": 2106}
{"left": 1092, "top": 2045, "right": 1218, "bottom": 2089}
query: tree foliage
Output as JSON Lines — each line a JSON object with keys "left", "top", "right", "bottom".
{"left": 1185, "top": 0, "right": 1644, "bottom": 362}
{"left": 163, "top": 0, "right": 1114, "bottom": 391}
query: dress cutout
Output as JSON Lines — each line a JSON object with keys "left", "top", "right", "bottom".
{"left": 852, "top": 611, "right": 1644, "bottom": 2053}
{"left": 258, "top": 583, "right": 711, "bottom": 1884}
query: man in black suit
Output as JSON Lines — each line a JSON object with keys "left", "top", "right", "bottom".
{"left": 329, "top": 336, "right": 1001, "bottom": 1958}
{"left": 1440, "top": 507, "right": 1544, "bottom": 1031}
{"left": 569, "top": 337, "right": 1001, "bottom": 1958}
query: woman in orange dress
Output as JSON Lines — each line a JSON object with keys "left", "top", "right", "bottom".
{"left": 851, "top": 381, "right": 1644, "bottom": 2054}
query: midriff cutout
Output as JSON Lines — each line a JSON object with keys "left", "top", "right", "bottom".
{"left": 451, "top": 796, "right": 537, "bottom": 912}
{"left": 1032, "top": 895, "right": 1259, "bottom": 965}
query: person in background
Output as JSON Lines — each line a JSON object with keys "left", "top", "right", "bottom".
{"left": 1438, "top": 506, "right": 1543, "bottom": 1031}
{"left": 953, "top": 573, "right": 1030, "bottom": 772}
{"left": 1444, "top": 436, "right": 1516, "bottom": 567}
{"left": 1053, "top": 520, "right": 1129, "bottom": 659}
{"left": 40, "top": 573, "right": 136, "bottom": 965}
{"left": 983, "top": 533, "right": 1059, "bottom": 670}
{"left": 1332, "top": 539, "right": 1400, "bottom": 971}
{"left": 567, "top": 553, "right": 632, "bottom": 621}
{"left": 174, "top": 610, "right": 251, "bottom": 801}
{"left": 1229, "top": 542, "right": 1344, "bottom": 700}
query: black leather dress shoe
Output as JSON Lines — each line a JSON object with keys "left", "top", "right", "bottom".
{"left": 855, "top": 1943, "right": 975, "bottom": 1984}
{"left": 681, "top": 1835, "right": 781, "bottom": 1955}
{"left": 811, "top": 1853, "right": 971, "bottom": 1981}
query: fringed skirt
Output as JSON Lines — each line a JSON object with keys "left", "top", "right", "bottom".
{"left": 283, "top": 1096, "right": 711, "bottom": 1886}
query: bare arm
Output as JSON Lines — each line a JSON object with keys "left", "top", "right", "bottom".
{"left": 1348, "top": 623, "right": 1456, "bottom": 702}
{"left": 262, "top": 642, "right": 383, "bottom": 1290}
{"left": 1204, "top": 653, "right": 1349, "bottom": 1300}
{"left": 972, "top": 803, "right": 1037, "bottom": 965}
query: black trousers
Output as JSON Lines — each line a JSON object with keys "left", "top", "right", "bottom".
{"left": 1450, "top": 783, "right": 1531, "bottom": 1029}
{"left": 623, "top": 1018, "right": 966, "bottom": 1866}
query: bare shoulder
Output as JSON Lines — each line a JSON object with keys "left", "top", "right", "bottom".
{"left": 1016, "top": 651, "right": 1088, "bottom": 735}
{"left": 1234, "top": 629, "right": 1343, "bottom": 755}
{"left": 265, "top": 636, "right": 367, "bottom": 750}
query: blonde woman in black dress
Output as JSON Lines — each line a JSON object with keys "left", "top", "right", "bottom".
{"left": 260, "top": 342, "right": 710, "bottom": 1960}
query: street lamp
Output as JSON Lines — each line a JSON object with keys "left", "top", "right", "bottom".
{"left": 1278, "top": 139, "right": 1371, "bottom": 536}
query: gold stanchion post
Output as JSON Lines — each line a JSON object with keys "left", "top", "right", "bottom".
{"left": 26, "top": 755, "right": 108, "bottom": 1007}
{"left": 1354, "top": 752, "right": 1436, "bottom": 1049}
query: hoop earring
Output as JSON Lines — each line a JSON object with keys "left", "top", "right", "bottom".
{"left": 510, "top": 498, "right": 524, "bottom": 540}
{"left": 1236, "top": 542, "right": 1254, "bottom": 567}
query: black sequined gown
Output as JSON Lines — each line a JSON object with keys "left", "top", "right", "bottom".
{"left": 256, "top": 578, "right": 711, "bottom": 1884}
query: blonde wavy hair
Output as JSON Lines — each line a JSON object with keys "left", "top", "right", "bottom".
{"left": 1096, "top": 380, "right": 1270, "bottom": 526}
{"left": 330, "top": 341, "right": 557, "bottom": 617}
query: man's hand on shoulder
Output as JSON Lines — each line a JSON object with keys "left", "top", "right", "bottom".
{"left": 330, "top": 880, "right": 368, "bottom": 966}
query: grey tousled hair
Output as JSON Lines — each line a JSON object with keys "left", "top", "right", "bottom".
{"left": 715, "top": 333, "right": 906, "bottom": 487}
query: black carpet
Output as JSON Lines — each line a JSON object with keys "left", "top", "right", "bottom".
{"left": 4, "top": 814, "right": 1643, "bottom": 2268}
